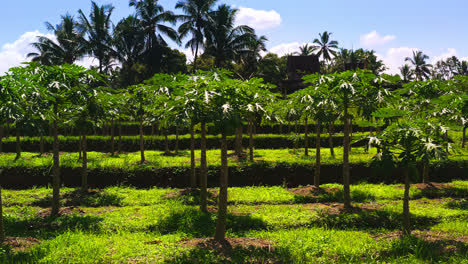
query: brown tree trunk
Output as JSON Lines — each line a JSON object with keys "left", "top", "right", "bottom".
{"left": 78, "top": 133, "right": 82, "bottom": 160}
{"left": 462, "top": 126, "right": 466, "bottom": 148}
{"left": 151, "top": 124, "right": 155, "bottom": 136}
{"left": 51, "top": 121, "right": 61, "bottom": 217}
{"left": 164, "top": 130, "right": 170, "bottom": 154}
{"left": 139, "top": 119, "right": 145, "bottom": 163}
{"left": 304, "top": 117, "right": 309, "bottom": 156}
{"left": 118, "top": 121, "right": 122, "bottom": 154}
{"left": 15, "top": 129, "right": 21, "bottom": 160}
{"left": 249, "top": 118, "right": 254, "bottom": 162}
{"left": 445, "top": 131, "right": 449, "bottom": 153}
{"left": 403, "top": 167, "right": 411, "bottom": 236}
{"left": 110, "top": 120, "right": 115, "bottom": 156}
{"left": 200, "top": 121, "right": 208, "bottom": 213}
{"left": 422, "top": 162, "right": 429, "bottom": 184}
{"left": 40, "top": 135, "right": 45, "bottom": 155}
{"left": 175, "top": 126, "right": 179, "bottom": 154}
{"left": 235, "top": 126, "right": 243, "bottom": 157}
{"left": 349, "top": 119, "right": 353, "bottom": 152}
{"left": 328, "top": 122, "right": 335, "bottom": 159}
{"left": 343, "top": 106, "right": 352, "bottom": 210}
{"left": 0, "top": 186, "right": 4, "bottom": 241}
{"left": 190, "top": 124, "right": 196, "bottom": 188}
{"left": 81, "top": 134, "right": 88, "bottom": 193}
{"left": 0, "top": 125, "right": 3, "bottom": 153}
{"left": 315, "top": 120, "right": 321, "bottom": 187}
{"left": 215, "top": 131, "right": 228, "bottom": 241}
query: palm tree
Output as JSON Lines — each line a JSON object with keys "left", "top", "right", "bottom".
{"left": 237, "top": 35, "right": 268, "bottom": 79}
{"left": 400, "top": 64, "right": 414, "bottom": 83}
{"left": 204, "top": 4, "right": 255, "bottom": 68}
{"left": 311, "top": 31, "right": 339, "bottom": 62}
{"left": 405, "top": 50, "right": 432, "bottom": 81}
{"left": 294, "top": 44, "right": 314, "bottom": 56}
{"left": 129, "top": 0, "right": 179, "bottom": 74}
{"left": 78, "top": 1, "right": 115, "bottom": 73}
{"left": 28, "top": 14, "right": 86, "bottom": 65}
{"left": 176, "top": 0, "right": 217, "bottom": 72}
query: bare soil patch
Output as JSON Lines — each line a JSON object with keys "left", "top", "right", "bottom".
{"left": 288, "top": 186, "right": 340, "bottom": 197}
{"left": 3, "top": 237, "right": 40, "bottom": 252}
{"left": 36, "top": 206, "right": 86, "bottom": 218}
{"left": 306, "top": 203, "right": 379, "bottom": 214}
{"left": 396, "top": 182, "right": 454, "bottom": 191}
{"left": 180, "top": 237, "right": 274, "bottom": 254}
{"left": 165, "top": 188, "right": 218, "bottom": 200}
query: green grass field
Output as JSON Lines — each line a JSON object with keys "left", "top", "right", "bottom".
{"left": 1, "top": 181, "right": 467, "bottom": 263}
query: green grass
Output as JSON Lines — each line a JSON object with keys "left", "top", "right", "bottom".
{"left": 1, "top": 181, "right": 468, "bottom": 263}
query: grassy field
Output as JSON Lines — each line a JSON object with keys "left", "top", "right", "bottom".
{"left": 0, "top": 181, "right": 467, "bottom": 263}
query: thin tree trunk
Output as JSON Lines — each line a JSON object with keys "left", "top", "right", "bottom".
{"left": 343, "top": 106, "right": 352, "bottom": 210}
{"left": 78, "top": 133, "right": 82, "bottom": 160}
{"left": 445, "top": 131, "right": 449, "bottom": 153}
{"left": 193, "top": 43, "right": 199, "bottom": 73}
{"left": 0, "top": 125, "right": 3, "bottom": 153}
{"left": 139, "top": 119, "right": 145, "bottom": 163}
{"left": 304, "top": 117, "right": 309, "bottom": 156}
{"left": 175, "top": 126, "right": 179, "bottom": 154}
{"left": 110, "top": 120, "right": 115, "bottom": 156}
{"left": 81, "top": 134, "right": 88, "bottom": 193}
{"left": 40, "top": 135, "right": 44, "bottom": 155}
{"left": 249, "top": 117, "right": 254, "bottom": 162}
{"left": 15, "top": 129, "right": 21, "bottom": 160}
{"left": 151, "top": 124, "right": 155, "bottom": 136}
{"left": 118, "top": 121, "right": 122, "bottom": 154}
{"left": 328, "top": 122, "right": 335, "bottom": 159}
{"left": 190, "top": 124, "right": 196, "bottom": 188}
{"left": 403, "top": 167, "right": 411, "bottom": 235}
{"left": 235, "top": 126, "right": 243, "bottom": 157}
{"left": 0, "top": 186, "right": 4, "bottom": 241}
{"left": 349, "top": 118, "right": 353, "bottom": 152}
{"left": 215, "top": 131, "right": 228, "bottom": 241}
{"left": 422, "top": 162, "right": 429, "bottom": 184}
{"left": 315, "top": 120, "right": 321, "bottom": 187}
{"left": 200, "top": 121, "right": 208, "bottom": 213}
{"left": 462, "top": 126, "right": 466, "bottom": 148}
{"left": 51, "top": 121, "right": 60, "bottom": 217}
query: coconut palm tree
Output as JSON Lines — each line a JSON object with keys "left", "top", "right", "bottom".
{"left": 311, "top": 31, "right": 339, "bottom": 62}
{"left": 28, "top": 14, "right": 86, "bottom": 65}
{"left": 237, "top": 35, "right": 268, "bottom": 79}
{"left": 400, "top": 64, "right": 414, "bottom": 83}
{"left": 294, "top": 44, "right": 314, "bottom": 56}
{"left": 176, "top": 0, "right": 217, "bottom": 72}
{"left": 204, "top": 4, "right": 255, "bottom": 68}
{"left": 129, "top": 0, "right": 179, "bottom": 74}
{"left": 78, "top": 1, "right": 115, "bottom": 73}
{"left": 405, "top": 50, "right": 432, "bottom": 81}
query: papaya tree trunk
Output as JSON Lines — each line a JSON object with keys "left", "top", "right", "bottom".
{"left": 315, "top": 120, "right": 321, "bottom": 187}
{"left": 462, "top": 126, "right": 466, "bottom": 148}
{"left": 39, "top": 135, "right": 44, "bottom": 155}
{"left": 0, "top": 185, "right": 4, "bottom": 241}
{"left": 0, "top": 125, "right": 3, "bottom": 153}
{"left": 15, "top": 129, "right": 21, "bottom": 160}
{"left": 118, "top": 121, "right": 122, "bottom": 154}
{"left": 248, "top": 117, "right": 254, "bottom": 162}
{"left": 235, "top": 126, "right": 243, "bottom": 157}
{"left": 304, "top": 117, "right": 309, "bottom": 156}
{"left": 215, "top": 130, "right": 228, "bottom": 241}
{"left": 81, "top": 134, "right": 88, "bottom": 193}
{"left": 445, "top": 131, "right": 449, "bottom": 153}
{"left": 78, "top": 133, "right": 82, "bottom": 160}
{"left": 349, "top": 118, "right": 353, "bottom": 152}
{"left": 190, "top": 124, "right": 196, "bottom": 188}
{"left": 175, "top": 126, "right": 179, "bottom": 154}
{"left": 328, "top": 122, "right": 335, "bottom": 159}
{"left": 164, "top": 130, "right": 170, "bottom": 154}
{"left": 403, "top": 167, "right": 411, "bottom": 236}
{"left": 422, "top": 162, "right": 429, "bottom": 184}
{"left": 151, "top": 124, "right": 155, "bottom": 136}
{"left": 139, "top": 119, "right": 145, "bottom": 163}
{"left": 200, "top": 121, "right": 208, "bottom": 213}
{"left": 110, "top": 120, "right": 115, "bottom": 156}
{"left": 343, "top": 105, "right": 352, "bottom": 210}
{"left": 51, "top": 121, "right": 61, "bottom": 217}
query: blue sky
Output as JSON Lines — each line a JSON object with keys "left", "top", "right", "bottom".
{"left": 1, "top": 0, "right": 467, "bottom": 74}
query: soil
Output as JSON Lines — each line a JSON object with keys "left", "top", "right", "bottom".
{"left": 396, "top": 182, "right": 454, "bottom": 191}
{"left": 288, "top": 186, "right": 340, "bottom": 196}
{"left": 179, "top": 237, "right": 274, "bottom": 255}
{"left": 165, "top": 188, "right": 218, "bottom": 200}
{"left": 303, "top": 202, "right": 379, "bottom": 214}
{"left": 36, "top": 206, "right": 86, "bottom": 218}
{"left": 3, "top": 237, "right": 40, "bottom": 251}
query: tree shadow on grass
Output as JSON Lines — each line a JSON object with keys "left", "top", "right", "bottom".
{"left": 4, "top": 213, "right": 103, "bottom": 240}
{"left": 382, "top": 235, "right": 468, "bottom": 262}
{"left": 31, "top": 189, "right": 124, "bottom": 208}
{"left": 415, "top": 187, "right": 468, "bottom": 199}
{"left": 148, "top": 207, "right": 267, "bottom": 237}
{"left": 311, "top": 208, "right": 438, "bottom": 231}
{"left": 445, "top": 199, "right": 468, "bottom": 210}
{"left": 293, "top": 188, "right": 376, "bottom": 204}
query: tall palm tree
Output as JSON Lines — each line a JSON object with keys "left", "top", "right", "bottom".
{"left": 204, "top": 4, "right": 255, "bottom": 68}
{"left": 176, "top": 0, "right": 217, "bottom": 72}
{"left": 129, "top": 0, "right": 179, "bottom": 74}
{"left": 294, "top": 44, "right": 314, "bottom": 56}
{"left": 311, "top": 31, "right": 339, "bottom": 62}
{"left": 78, "top": 1, "right": 115, "bottom": 73}
{"left": 28, "top": 14, "right": 86, "bottom": 65}
{"left": 400, "top": 64, "right": 414, "bottom": 83}
{"left": 405, "top": 50, "right": 432, "bottom": 81}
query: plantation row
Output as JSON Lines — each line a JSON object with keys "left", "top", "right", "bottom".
{"left": 1, "top": 63, "right": 467, "bottom": 240}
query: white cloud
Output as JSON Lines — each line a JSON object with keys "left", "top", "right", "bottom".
{"left": 377, "top": 47, "right": 418, "bottom": 74}
{"left": 268, "top": 42, "right": 313, "bottom": 57}
{"left": 360, "top": 31, "right": 396, "bottom": 48}
{"left": 431, "top": 48, "right": 458, "bottom": 64}
{"left": 235, "top": 7, "right": 282, "bottom": 30}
